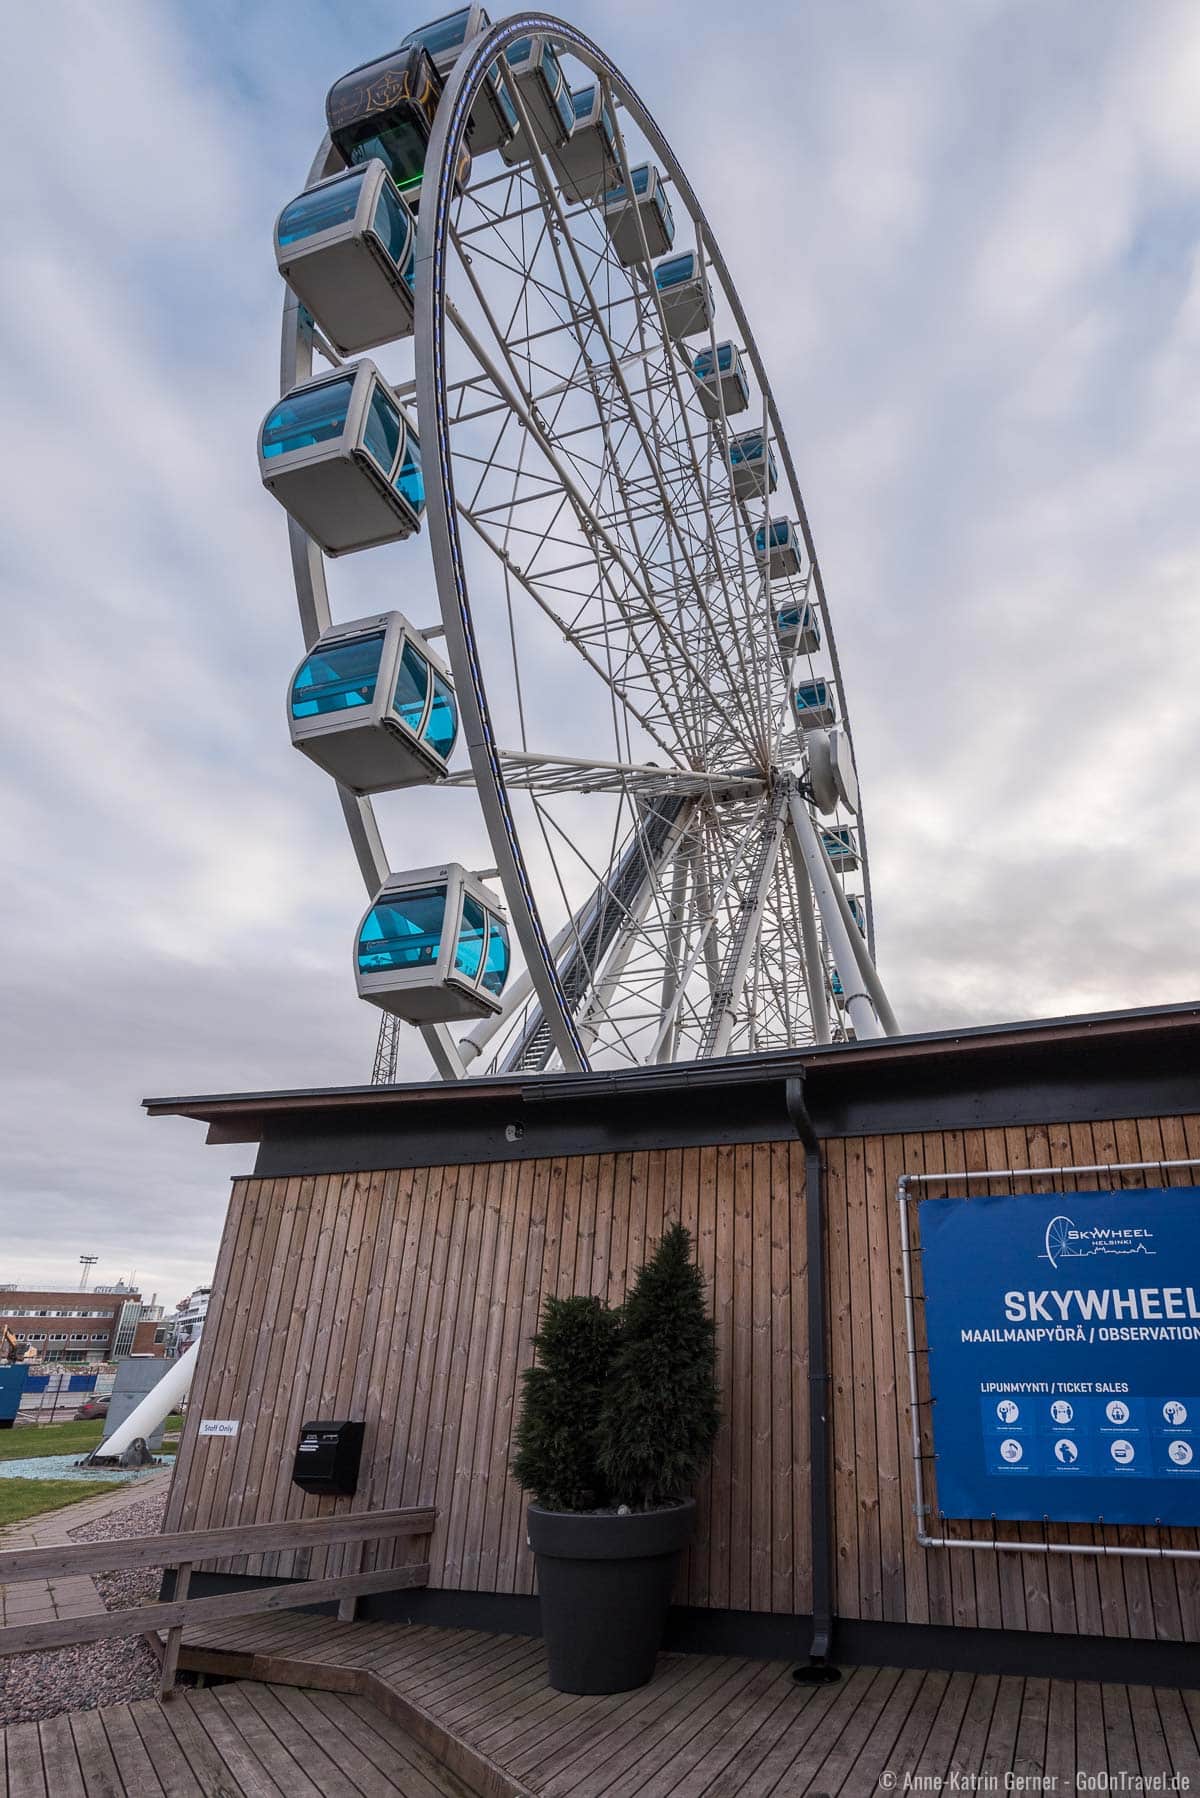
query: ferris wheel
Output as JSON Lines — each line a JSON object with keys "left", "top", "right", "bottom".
{"left": 259, "top": 7, "right": 899, "bottom": 1080}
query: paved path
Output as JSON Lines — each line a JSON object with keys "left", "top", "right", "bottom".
{"left": 0, "top": 1470, "right": 173, "bottom": 1631}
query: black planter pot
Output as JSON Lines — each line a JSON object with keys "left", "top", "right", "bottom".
{"left": 528, "top": 1498, "right": 696, "bottom": 1694}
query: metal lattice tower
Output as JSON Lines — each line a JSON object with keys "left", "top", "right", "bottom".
{"left": 371, "top": 1013, "right": 401, "bottom": 1085}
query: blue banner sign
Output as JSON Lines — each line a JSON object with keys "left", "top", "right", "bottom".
{"left": 920, "top": 1189, "right": 1200, "bottom": 1526}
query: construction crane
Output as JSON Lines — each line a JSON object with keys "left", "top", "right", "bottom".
{"left": 372, "top": 1013, "right": 401, "bottom": 1085}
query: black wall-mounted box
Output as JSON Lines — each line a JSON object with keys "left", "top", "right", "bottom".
{"left": 291, "top": 1419, "right": 365, "bottom": 1496}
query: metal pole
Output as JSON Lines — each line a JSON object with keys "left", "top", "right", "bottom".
{"left": 905, "top": 1157, "right": 1200, "bottom": 1187}
{"left": 576, "top": 804, "right": 696, "bottom": 1055}
{"left": 897, "top": 1174, "right": 930, "bottom": 1541}
{"left": 577, "top": 878, "right": 665, "bottom": 1055}
{"left": 706, "top": 801, "right": 788, "bottom": 1059}
{"left": 690, "top": 843, "right": 723, "bottom": 999}
{"left": 785, "top": 833, "right": 831, "bottom": 1046}
{"left": 657, "top": 847, "right": 692, "bottom": 1063}
{"left": 787, "top": 1076, "right": 840, "bottom": 1684}
{"left": 786, "top": 793, "right": 885, "bottom": 1040}
{"left": 419, "top": 1025, "right": 468, "bottom": 1083}
{"left": 807, "top": 810, "right": 901, "bottom": 1036}
{"left": 643, "top": 804, "right": 771, "bottom": 1062}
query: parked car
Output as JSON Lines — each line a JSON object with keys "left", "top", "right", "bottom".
{"left": 75, "top": 1397, "right": 109, "bottom": 1421}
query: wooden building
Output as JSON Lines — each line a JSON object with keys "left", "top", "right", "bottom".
{"left": 146, "top": 1002, "right": 1200, "bottom": 1687}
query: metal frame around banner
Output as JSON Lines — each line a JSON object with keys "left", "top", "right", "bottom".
{"left": 897, "top": 1156, "right": 1200, "bottom": 1562}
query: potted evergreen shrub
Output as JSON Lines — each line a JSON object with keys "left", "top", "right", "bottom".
{"left": 512, "top": 1224, "right": 720, "bottom": 1694}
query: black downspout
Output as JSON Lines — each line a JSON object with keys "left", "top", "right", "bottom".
{"left": 786, "top": 1073, "right": 840, "bottom": 1684}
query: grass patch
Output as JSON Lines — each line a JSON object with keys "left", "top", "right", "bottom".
{"left": 0, "top": 1477, "right": 118, "bottom": 1528}
{"left": 1, "top": 1410, "right": 186, "bottom": 1465}
{"left": 0, "top": 1419, "right": 103, "bottom": 1462}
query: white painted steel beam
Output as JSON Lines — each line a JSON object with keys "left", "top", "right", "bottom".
{"left": 787, "top": 791, "right": 886, "bottom": 1041}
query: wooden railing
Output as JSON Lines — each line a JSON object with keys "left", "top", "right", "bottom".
{"left": 0, "top": 1506, "right": 435, "bottom": 1697}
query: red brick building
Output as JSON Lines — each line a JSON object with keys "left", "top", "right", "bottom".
{"left": 131, "top": 1317, "right": 173, "bottom": 1357}
{"left": 0, "top": 1285, "right": 144, "bottom": 1363}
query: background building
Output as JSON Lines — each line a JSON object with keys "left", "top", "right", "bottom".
{"left": 171, "top": 1286, "right": 211, "bottom": 1355}
{"left": 0, "top": 1282, "right": 144, "bottom": 1363}
{"left": 131, "top": 1314, "right": 173, "bottom": 1357}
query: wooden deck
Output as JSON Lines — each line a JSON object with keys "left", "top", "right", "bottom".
{"left": 8, "top": 1613, "right": 1200, "bottom": 1795}
{"left": 0, "top": 1681, "right": 472, "bottom": 1797}
{"left": 167, "top": 1613, "right": 1200, "bottom": 1795}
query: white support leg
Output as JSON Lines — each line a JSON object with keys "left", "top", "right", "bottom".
{"left": 787, "top": 794, "right": 887, "bottom": 1041}
{"left": 575, "top": 887, "right": 661, "bottom": 1056}
{"left": 643, "top": 803, "right": 769, "bottom": 1063}
{"left": 419, "top": 1025, "right": 468, "bottom": 1082}
{"left": 656, "top": 846, "right": 692, "bottom": 1063}
{"left": 785, "top": 833, "right": 832, "bottom": 1045}
{"left": 815, "top": 833, "right": 902, "bottom": 1037}
{"left": 691, "top": 847, "right": 723, "bottom": 999}
{"left": 704, "top": 799, "right": 788, "bottom": 1060}
{"left": 576, "top": 806, "right": 697, "bottom": 1057}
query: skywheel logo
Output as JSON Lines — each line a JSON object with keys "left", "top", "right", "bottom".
{"left": 1041, "top": 1214, "right": 1155, "bottom": 1268}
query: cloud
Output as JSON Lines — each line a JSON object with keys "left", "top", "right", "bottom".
{"left": 2, "top": 0, "right": 1200, "bottom": 1299}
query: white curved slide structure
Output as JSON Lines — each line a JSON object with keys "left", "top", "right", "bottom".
{"left": 85, "top": 1348, "right": 195, "bottom": 1464}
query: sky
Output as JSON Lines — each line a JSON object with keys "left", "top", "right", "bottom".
{"left": 2, "top": 0, "right": 1199, "bottom": 1306}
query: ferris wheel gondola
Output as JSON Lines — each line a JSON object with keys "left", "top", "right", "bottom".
{"left": 265, "top": 9, "right": 898, "bottom": 1078}
{"left": 693, "top": 341, "right": 750, "bottom": 419}
{"left": 274, "top": 163, "right": 417, "bottom": 355}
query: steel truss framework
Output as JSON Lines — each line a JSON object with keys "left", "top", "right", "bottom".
{"left": 280, "top": 11, "right": 897, "bottom": 1080}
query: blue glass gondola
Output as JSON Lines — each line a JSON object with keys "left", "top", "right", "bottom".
{"left": 275, "top": 162, "right": 416, "bottom": 356}
{"left": 602, "top": 163, "right": 675, "bottom": 265}
{"left": 399, "top": 7, "right": 518, "bottom": 155}
{"left": 821, "top": 827, "right": 860, "bottom": 872}
{"left": 774, "top": 602, "right": 820, "bottom": 657}
{"left": 753, "top": 518, "right": 803, "bottom": 580}
{"left": 728, "top": 430, "right": 778, "bottom": 499}
{"left": 288, "top": 612, "right": 457, "bottom": 792}
{"left": 259, "top": 361, "right": 425, "bottom": 556}
{"left": 356, "top": 863, "right": 511, "bottom": 1021}
{"left": 847, "top": 894, "right": 867, "bottom": 937}
{"left": 326, "top": 43, "right": 471, "bottom": 199}
{"left": 550, "top": 84, "right": 619, "bottom": 202}
{"left": 830, "top": 968, "right": 845, "bottom": 999}
{"left": 652, "top": 251, "right": 714, "bottom": 341}
{"left": 499, "top": 36, "right": 576, "bottom": 165}
{"left": 792, "top": 679, "right": 836, "bottom": 730}
{"left": 693, "top": 341, "right": 750, "bottom": 420}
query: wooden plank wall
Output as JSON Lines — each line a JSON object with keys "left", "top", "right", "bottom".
{"left": 164, "top": 1112, "right": 1200, "bottom": 1639}
{"left": 163, "top": 1143, "right": 812, "bottom": 1616}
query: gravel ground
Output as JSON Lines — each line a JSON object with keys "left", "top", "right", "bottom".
{"left": 1, "top": 1492, "right": 167, "bottom": 1726}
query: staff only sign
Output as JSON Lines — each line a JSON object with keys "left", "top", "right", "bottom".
{"left": 920, "top": 1189, "right": 1200, "bottom": 1526}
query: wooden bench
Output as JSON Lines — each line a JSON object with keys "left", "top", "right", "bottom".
{"left": 0, "top": 1505, "right": 435, "bottom": 1697}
